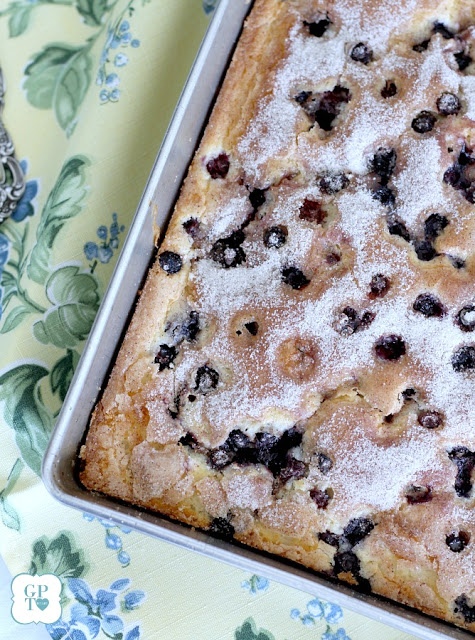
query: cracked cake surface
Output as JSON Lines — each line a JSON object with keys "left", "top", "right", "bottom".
{"left": 80, "top": 0, "right": 475, "bottom": 631}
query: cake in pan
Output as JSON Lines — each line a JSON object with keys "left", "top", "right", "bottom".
{"left": 80, "top": 0, "right": 475, "bottom": 630}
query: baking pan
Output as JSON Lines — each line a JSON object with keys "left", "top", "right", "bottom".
{"left": 42, "top": 2, "right": 473, "bottom": 638}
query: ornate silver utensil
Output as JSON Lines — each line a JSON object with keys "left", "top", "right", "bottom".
{"left": 0, "top": 68, "right": 25, "bottom": 223}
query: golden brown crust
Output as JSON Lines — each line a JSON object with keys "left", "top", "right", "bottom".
{"left": 81, "top": 0, "right": 475, "bottom": 631}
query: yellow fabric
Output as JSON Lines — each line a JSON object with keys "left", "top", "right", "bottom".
{"left": 0, "top": 1, "right": 418, "bottom": 638}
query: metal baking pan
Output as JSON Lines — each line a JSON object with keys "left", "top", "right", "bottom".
{"left": 42, "top": 2, "right": 473, "bottom": 638}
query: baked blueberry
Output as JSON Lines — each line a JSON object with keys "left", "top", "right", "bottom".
{"left": 343, "top": 518, "right": 375, "bottom": 546}
{"left": 444, "top": 146, "right": 475, "bottom": 200}
{"left": 360, "top": 311, "right": 375, "bottom": 328}
{"left": 263, "top": 225, "right": 287, "bottom": 248}
{"left": 334, "top": 538, "right": 371, "bottom": 590}
{"left": 317, "top": 452, "right": 333, "bottom": 474}
{"left": 220, "top": 229, "right": 244, "bottom": 246}
{"left": 209, "top": 516, "right": 235, "bottom": 540}
{"left": 325, "top": 249, "right": 341, "bottom": 265}
{"left": 255, "top": 427, "right": 303, "bottom": 475}
{"left": 227, "top": 429, "right": 251, "bottom": 452}
{"left": 335, "top": 306, "right": 360, "bottom": 335}
{"left": 195, "top": 365, "right": 219, "bottom": 393}
{"left": 373, "top": 185, "right": 395, "bottom": 206}
{"left": 279, "top": 457, "right": 307, "bottom": 484}
{"left": 444, "top": 149, "right": 475, "bottom": 202}
{"left": 314, "top": 86, "right": 351, "bottom": 131}
{"left": 413, "top": 293, "right": 446, "bottom": 318}
{"left": 448, "top": 446, "right": 475, "bottom": 497}
{"left": 159, "top": 251, "right": 183, "bottom": 274}
{"left": 299, "top": 198, "right": 326, "bottom": 223}
{"left": 240, "top": 208, "right": 257, "bottom": 232}
{"left": 454, "top": 595, "right": 475, "bottom": 623}
{"left": 249, "top": 187, "right": 266, "bottom": 210}
{"left": 369, "top": 274, "right": 390, "bottom": 299}
{"left": 461, "top": 183, "right": 474, "bottom": 201}
{"left": 183, "top": 217, "right": 201, "bottom": 238}
{"left": 387, "top": 218, "right": 410, "bottom": 241}
{"left": 411, "top": 111, "right": 436, "bottom": 134}
{"left": 281, "top": 266, "right": 310, "bottom": 290}
{"left": 154, "top": 344, "right": 177, "bottom": 370}
{"left": 334, "top": 550, "right": 360, "bottom": 574}
{"left": 375, "top": 335, "right": 406, "bottom": 360}
{"left": 417, "top": 410, "right": 443, "bottom": 429}
{"left": 255, "top": 432, "right": 279, "bottom": 449}
{"left": 294, "top": 90, "right": 312, "bottom": 105}
{"left": 370, "top": 148, "right": 397, "bottom": 184}
{"left": 210, "top": 230, "right": 246, "bottom": 268}
{"left": 168, "top": 394, "right": 180, "bottom": 419}
{"left": 303, "top": 17, "right": 331, "bottom": 37}
{"left": 179, "top": 432, "right": 199, "bottom": 449}
{"left": 451, "top": 345, "right": 475, "bottom": 372}
{"left": 357, "top": 576, "right": 373, "bottom": 594}
{"left": 381, "top": 80, "right": 397, "bottom": 98}
{"left": 454, "top": 51, "right": 472, "bottom": 71}
{"left": 432, "top": 21, "right": 454, "bottom": 39}
{"left": 319, "top": 173, "right": 349, "bottom": 194}
{"left": 208, "top": 446, "right": 233, "bottom": 470}
{"left": 424, "top": 213, "right": 449, "bottom": 241}
{"left": 169, "top": 310, "right": 200, "bottom": 343}
{"left": 413, "top": 40, "right": 430, "bottom": 52}
{"left": 448, "top": 255, "right": 466, "bottom": 269}
{"left": 443, "top": 165, "right": 462, "bottom": 188}
{"left": 459, "top": 144, "right": 475, "bottom": 166}
{"left": 183, "top": 311, "right": 200, "bottom": 342}
{"left": 310, "top": 488, "right": 332, "bottom": 509}
{"left": 350, "top": 42, "right": 373, "bottom": 64}
{"left": 318, "top": 531, "right": 340, "bottom": 547}
{"left": 437, "top": 92, "right": 461, "bottom": 116}
{"left": 405, "top": 484, "right": 432, "bottom": 504}
{"left": 206, "top": 153, "right": 230, "bottom": 179}
{"left": 279, "top": 426, "right": 303, "bottom": 450}
{"left": 414, "top": 240, "right": 437, "bottom": 261}
{"left": 456, "top": 305, "right": 475, "bottom": 332}
{"left": 336, "top": 307, "right": 374, "bottom": 335}
{"left": 446, "top": 531, "right": 470, "bottom": 552}
{"left": 254, "top": 432, "right": 279, "bottom": 467}
{"left": 244, "top": 321, "right": 259, "bottom": 336}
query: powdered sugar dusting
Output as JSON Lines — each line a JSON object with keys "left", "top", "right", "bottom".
{"left": 337, "top": 188, "right": 415, "bottom": 285}
{"left": 237, "top": 0, "right": 442, "bottom": 179}
{"left": 301, "top": 90, "right": 410, "bottom": 175}
{"left": 209, "top": 196, "right": 251, "bottom": 240}
{"left": 318, "top": 409, "right": 440, "bottom": 512}
{"left": 238, "top": 21, "right": 346, "bottom": 177}
{"left": 191, "top": 250, "right": 282, "bottom": 315}
{"left": 344, "top": 97, "right": 408, "bottom": 173}
{"left": 414, "top": 37, "right": 461, "bottom": 95}
{"left": 164, "top": 2, "right": 475, "bottom": 523}
{"left": 393, "top": 138, "right": 450, "bottom": 229}
{"left": 334, "top": 0, "right": 419, "bottom": 53}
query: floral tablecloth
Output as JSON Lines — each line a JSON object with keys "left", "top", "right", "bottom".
{"left": 0, "top": 1, "right": 420, "bottom": 638}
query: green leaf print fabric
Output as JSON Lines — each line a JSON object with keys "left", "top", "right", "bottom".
{"left": 0, "top": 0, "right": 419, "bottom": 638}
{"left": 28, "top": 156, "right": 90, "bottom": 284}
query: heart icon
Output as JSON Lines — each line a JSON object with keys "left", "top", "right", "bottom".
{"left": 35, "top": 598, "right": 49, "bottom": 611}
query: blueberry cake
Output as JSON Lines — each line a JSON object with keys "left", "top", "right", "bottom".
{"left": 80, "top": 0, "right": 475, "bottom": 631}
